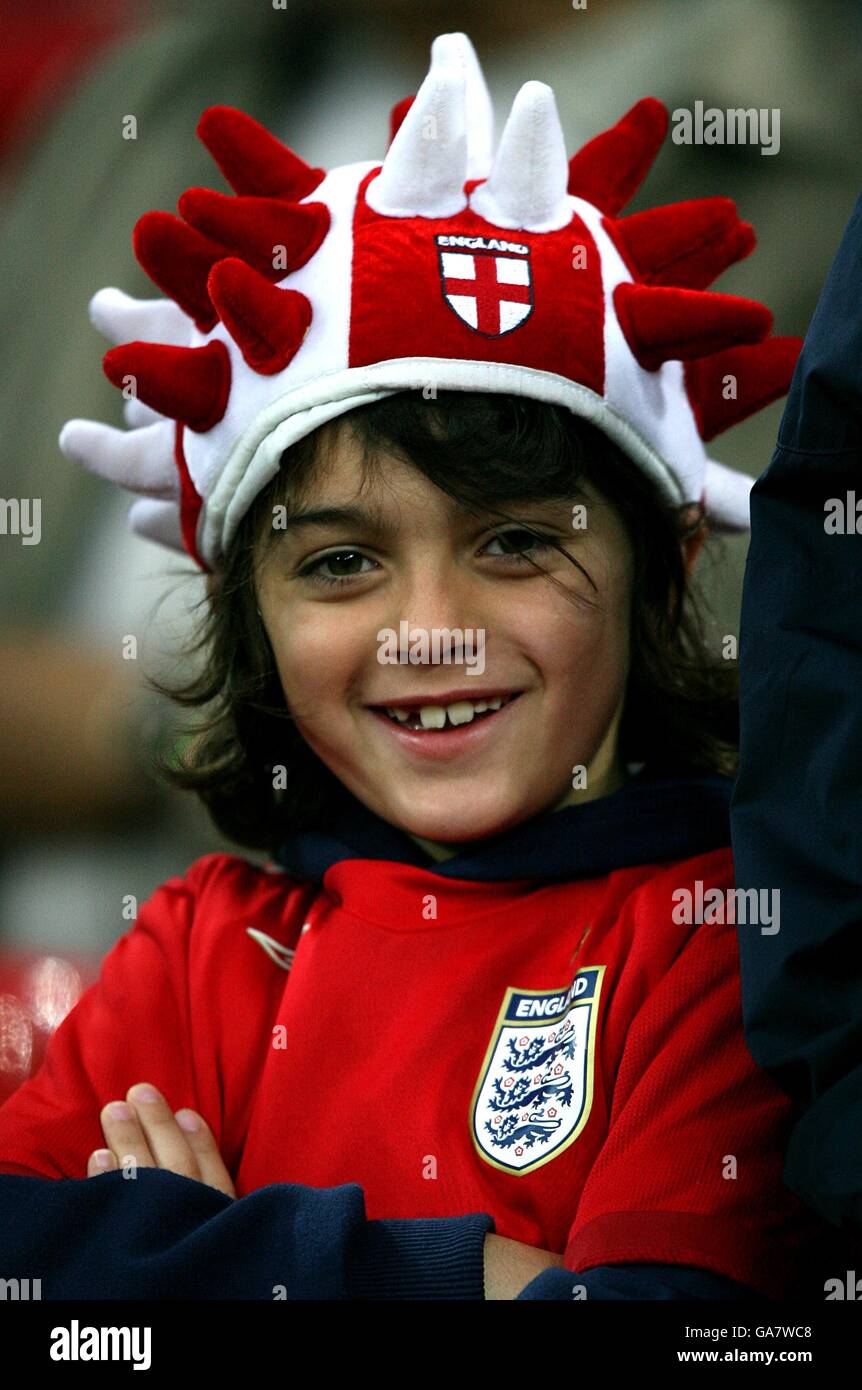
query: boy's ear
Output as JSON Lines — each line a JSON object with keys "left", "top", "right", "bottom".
{"left": 682, "top": 525, "right": 708, "bottom": 580}
{"left": 677, "top": 502, "right": 708, "bottom": 581}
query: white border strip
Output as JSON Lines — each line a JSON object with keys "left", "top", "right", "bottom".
{"left": 200, "top": 358, "right": 686, "bottom": 566}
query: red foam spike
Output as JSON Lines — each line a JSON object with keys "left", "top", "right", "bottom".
{"left": 685, "top": 337, "right": 801, "bottom": 440}
{"left": 197, "top": 105, "right": 325, "bottom": 200}
{"left": 103, "top": 340, "right": 231, "bottom": 433}
{"left": 614, "top": 283, "right": 772, "bottom": 372}
{"left": 389, "top": 95, "right": 415, "bottom": 146}
{"left": 609, "top": 198, "right": 755, "bottom": 290}
{"left": 208, "top": 258, "right": 312, "bottom": 375}
{"left": 174, "top": 425, "right": 207, "bottom": 570}
{"left": 178, "top": 189, "right": 329, "bottom": 279}
{"left": 568, "top": 97, "right": 668, "bottom": 215}
{"left": 133, "top": 211, "right": 228, "bottom": 332}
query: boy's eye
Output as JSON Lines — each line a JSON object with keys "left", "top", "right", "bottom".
{"left": 483, "top": 527, "right": 554, "bottom": 559}
{"left": 295, "top": 529, "right": 561, "bottom": 587}
{"left": 299, "top": 549, "right": 377, "bottom": 584}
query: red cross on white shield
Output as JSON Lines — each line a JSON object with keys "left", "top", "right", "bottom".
{"left": 438, "top": 248, "right": 533, "bottom": 337}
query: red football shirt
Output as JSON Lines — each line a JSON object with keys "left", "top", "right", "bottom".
{"left": 0, "top": 845, "right": 815, "bottom": 1296}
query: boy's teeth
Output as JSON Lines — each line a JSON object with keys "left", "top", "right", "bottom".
{"left": 383, "top": 695, "right": 513, "bottom": 729}
{"left": 445, "top": 701, "right": 475, "bottom": 726}
{"left": 419, "top": 705, "right": 447, "bottom": 730}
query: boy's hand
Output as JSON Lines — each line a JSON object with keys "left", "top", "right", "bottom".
{"left": 483, "top": 1232, "right": 566, "bottom": 1299}
{"left": 86, "top": 1082, "right": 236, "bottom": 1199}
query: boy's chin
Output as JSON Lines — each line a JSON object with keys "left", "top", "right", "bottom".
{"left": 376, "top": 784, "right": 562, "bottom": 849}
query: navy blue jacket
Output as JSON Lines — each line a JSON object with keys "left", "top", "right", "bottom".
{"left": 732, "top": 188, "right": 862, "bottom": 1240}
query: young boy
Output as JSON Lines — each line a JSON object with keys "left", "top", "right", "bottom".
{"left": 0, "top": 32, "right": 829, "bottom": 1299}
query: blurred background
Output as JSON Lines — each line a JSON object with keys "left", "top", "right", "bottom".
{"left": 1, "top": 0, "right": 861, "bottom": 1088}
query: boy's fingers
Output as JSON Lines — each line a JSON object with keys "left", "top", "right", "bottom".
{"left": 124, "top": 1083, "right": 201, "bottom": 1181}
{"left": 174, "top": 1110, "right": 236, "bottom": 1198}
{"left": 87, "top": 1148, "right": 118, "bottom": 1177}
{"left": 96, "top": 1085, "right": 235, "bottom": 1196}
{"left": 100, "top": 1099, "right": 157, "bottom": 1170}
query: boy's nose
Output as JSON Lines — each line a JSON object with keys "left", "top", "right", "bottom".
{"left": 384, "top": 566, "right": 484, "bottom": 639}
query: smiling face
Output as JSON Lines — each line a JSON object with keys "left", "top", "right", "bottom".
{"left": 254, "top": 416, "right": 634, "bottom": 851}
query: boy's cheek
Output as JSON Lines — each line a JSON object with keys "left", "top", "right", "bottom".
{"left": 267, "top": 624, "right": 368, "bottom": 715}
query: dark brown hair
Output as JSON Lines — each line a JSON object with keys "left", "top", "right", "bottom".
{"left": 157, "top": 391, "right": 738, "bottom": 850}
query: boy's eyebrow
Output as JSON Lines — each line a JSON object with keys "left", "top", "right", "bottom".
{"left": 272, "top": 504, "right": 392, "bottom": 536}
{"left": 271, "top": 494, "right": 593, "bottom": 539}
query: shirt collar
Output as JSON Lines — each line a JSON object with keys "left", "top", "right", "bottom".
{"left": 275, "top": 766, "right": 733, "bottom": 885}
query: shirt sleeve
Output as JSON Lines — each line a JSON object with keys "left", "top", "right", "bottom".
{"left": 731, "top": 187, "right": 862, "bottom": 1235}
{"left": 558, "top": 912, "right": 820, "bottom": 1299}
{"left": 515, "top": 1263, "right": 759, "bottom": 1300}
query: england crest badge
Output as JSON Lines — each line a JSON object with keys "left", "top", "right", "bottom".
{"left": 436, "top": 234, "right": 533, "bottom": 337}
{"left": 469, "top": 966, "right": 603, "bottom": 1175}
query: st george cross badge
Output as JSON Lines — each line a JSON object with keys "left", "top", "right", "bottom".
{"left": 436, "top": 234, "right": 533, "bottom": 337}
{"left": 469, "top": 966, "right": 603, "bottom": 1175}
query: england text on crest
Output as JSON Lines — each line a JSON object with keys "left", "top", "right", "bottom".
{"left": 469, "top": 966, "right": 603, "bottom": 1176}
{"left": 436, "top": 235, "right": 533, "bottom": 337}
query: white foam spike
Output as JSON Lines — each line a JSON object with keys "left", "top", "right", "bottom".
{"left": 128, "top": 497, "right": 185, "bottom": 553}
{"left": 703, "top": 458, "right": 753, "bottom": 531}
{"left": 58, "top": 419, "right": 178, "bottom": 498}
{"left": 470, "top": 81, "right": 571, "bottom": 232}
{"left": 367, "top": 56, "right": 467, "bottom": 217}
{"left": 88, "top": 287, "right": 191, "bottom": 346}
{"left": 124, "top": 396, "right": 163, "bottom": 429}
{"left": 431, "top": 32, "right": 493, "bottom": 180}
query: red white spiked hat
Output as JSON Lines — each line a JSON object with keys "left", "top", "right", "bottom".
{"left": 59, "top": 31, "right": 800, "bottom": 571}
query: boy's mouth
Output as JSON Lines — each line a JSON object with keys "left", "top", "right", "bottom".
{"left": 368, "top": 690, "right": 522, "bottom": 732}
